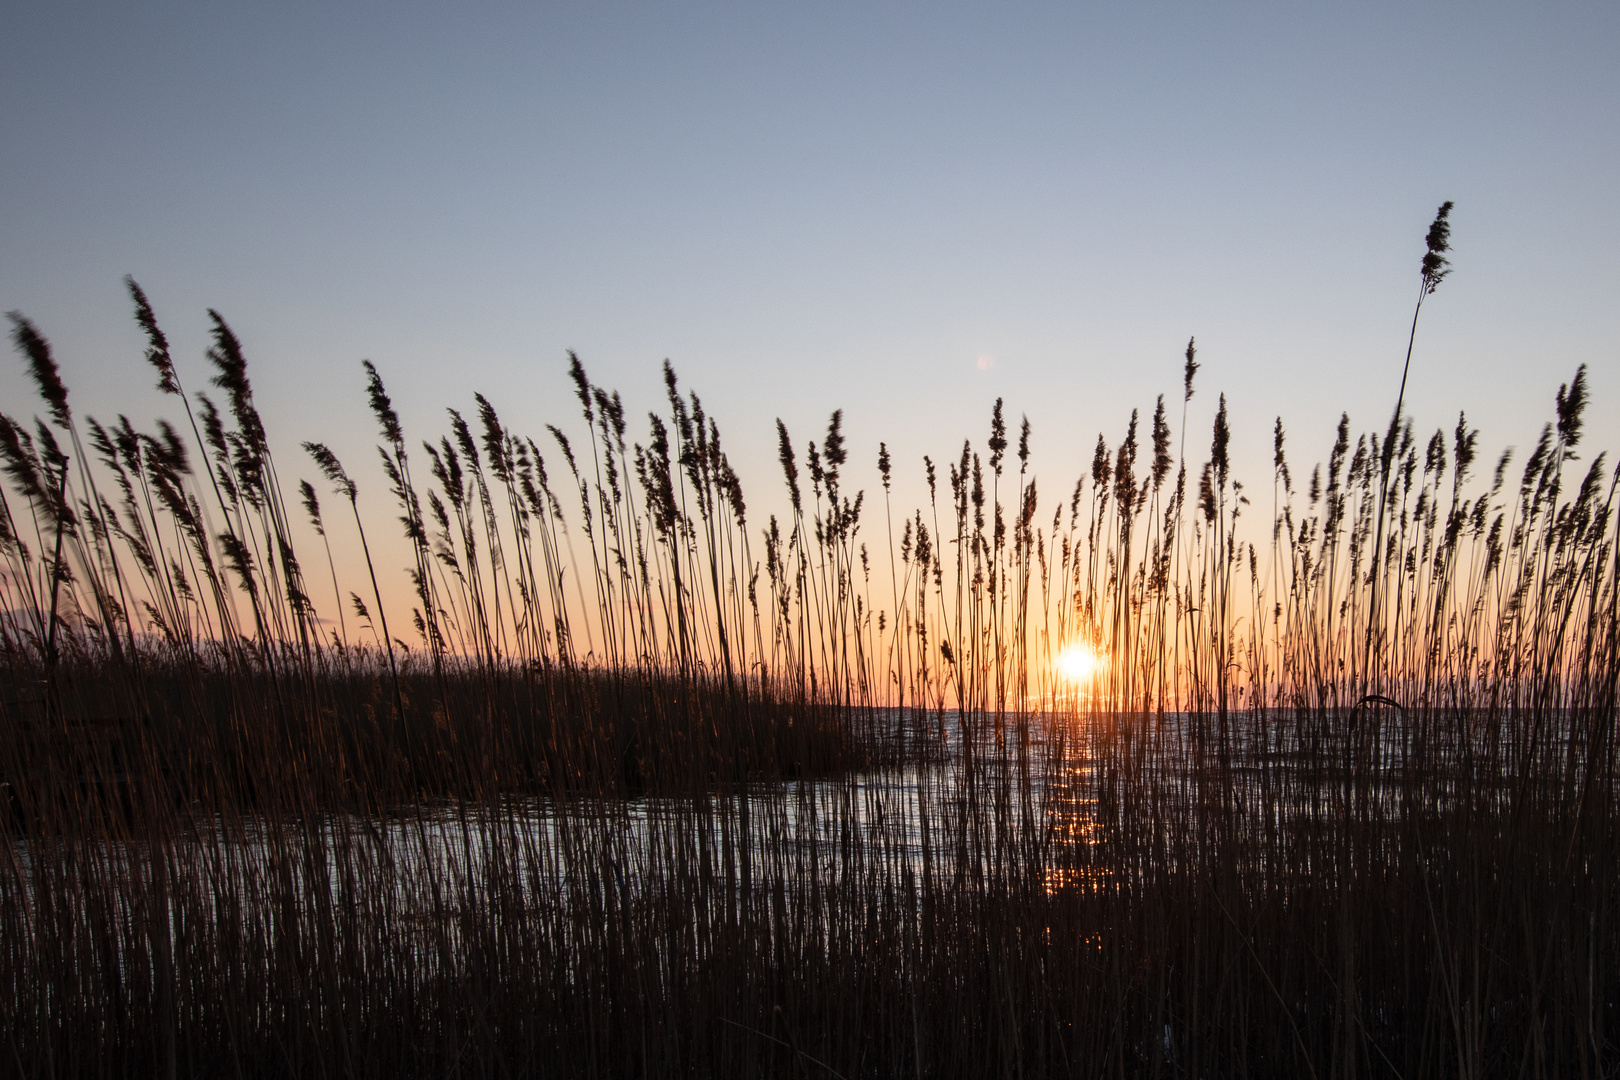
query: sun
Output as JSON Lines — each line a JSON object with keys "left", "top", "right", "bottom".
{"left": 1056, "top": 644, "right": 1101, "bottom": 684}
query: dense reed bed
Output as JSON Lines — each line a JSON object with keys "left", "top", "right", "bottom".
{"left": 2, "top": 238, "right": 1618, "bottom": 1075}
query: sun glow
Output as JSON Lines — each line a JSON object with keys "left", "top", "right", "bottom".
{"left": 1056, "top": 645, "right": 1101, "bottom": 684}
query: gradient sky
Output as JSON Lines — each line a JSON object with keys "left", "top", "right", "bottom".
{"left": 4, "top": 2, "right": 1618, "bottom": 618}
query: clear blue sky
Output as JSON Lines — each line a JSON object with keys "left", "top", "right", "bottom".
{"left": 3, "top": 1, "right": 1617, "bottom": 589}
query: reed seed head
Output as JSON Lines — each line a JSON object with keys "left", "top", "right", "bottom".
{"left": 303, "top": 441, "right": 357, "bottom": 501}
{"left": 569, "top": 351, "right": 594, "bottom": 425}
{"left": 1273, "top": 416, "right": 1292, "bottom": 493}
{"left": 125, "top": 277, "right": 181, "bottom": 396}
{"left": 299, "top": 479, "right": 325, "bottom": 535}
{"left": 1183, "top": 337, "right": 1199, "bottom": 403}
{"left": 8, "top": 313, "right": 71, "bottom": 429}
{"left": 988, "top": 399, "right": 1007, "bottom": 475}
{"left": 361, "top": 360, "right": 403, "bottom": 449}
{"left": 1091, "top": 434, "right": 1111, "bottom": 494}
{"left": 1555, "top": 364, "right": 1588, "bottom": 450}
{"left": 822, "top": 409, "right": 846, "bottom": 492}
{"left": 776, "top": 420, "right": 801, "bottom": 515}
{"left": 1151, "top": 396, "right": 1172, "bottom": 491}
{"left": 1421, "top": 201, "right": 1455, "bottom": 293}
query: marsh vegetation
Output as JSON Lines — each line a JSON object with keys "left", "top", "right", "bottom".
{"left": 2, "top": 229, "right": 1618, "bottom": 1076}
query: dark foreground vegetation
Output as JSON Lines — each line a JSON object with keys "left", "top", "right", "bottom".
{"left": 3, "top": 213, "right": 1619, "bottom": 1077}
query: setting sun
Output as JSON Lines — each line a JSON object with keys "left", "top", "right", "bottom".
{"left": 1056, "top": 645, "right": 1101, "bottom": 683}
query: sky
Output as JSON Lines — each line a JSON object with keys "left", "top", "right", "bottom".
{"left": 3, "top": 1, "right": 1618, "bottom": 624}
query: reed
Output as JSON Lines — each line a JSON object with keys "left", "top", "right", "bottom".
{"left": 1, "top": 217, "right": 1617, "bottom": 1076}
